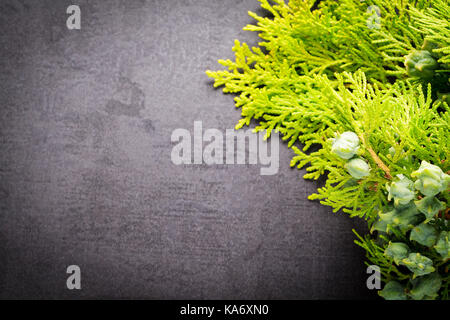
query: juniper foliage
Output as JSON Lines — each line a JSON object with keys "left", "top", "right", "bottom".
{"left": 207, "top": 0, "right": 449, "bottom": 299}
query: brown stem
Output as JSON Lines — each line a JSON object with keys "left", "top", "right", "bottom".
{"left": 359, "top": 134, "right": 393, "bottom": 180}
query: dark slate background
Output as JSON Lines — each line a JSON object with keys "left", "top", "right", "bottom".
{"left": 0, "top": 0, "right": 375, "bottom": 299}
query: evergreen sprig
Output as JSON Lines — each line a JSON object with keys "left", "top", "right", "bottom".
{"left": 207, "top": 0, "right": 449, "bottom": 300}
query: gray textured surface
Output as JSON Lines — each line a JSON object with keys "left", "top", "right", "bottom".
{"left": 0, "top": 0, "right": 375, "bottom": 299}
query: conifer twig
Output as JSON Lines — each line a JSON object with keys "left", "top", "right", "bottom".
{"left": 359, "top": 134, "right": 393, "bottom": 180}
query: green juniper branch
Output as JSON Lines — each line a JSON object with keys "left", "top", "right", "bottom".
{"left": 207, "top": 0, "right": 449, "bottom": 300}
